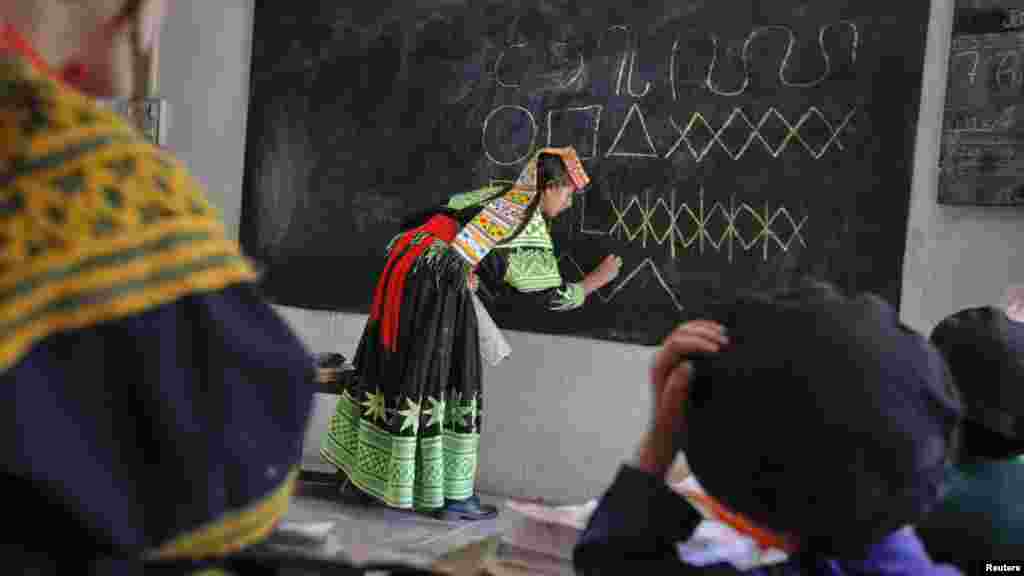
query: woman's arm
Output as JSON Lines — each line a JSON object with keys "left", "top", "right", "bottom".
{"left": 581, "top": 271, "right": 606, "bottom": 296}
{"left": 476, "top": 248, "right": 601, "bottom": 312}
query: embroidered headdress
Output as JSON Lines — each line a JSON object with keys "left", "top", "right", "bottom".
{"left": 450, "top": 147, "right": 589, "bottom": 268}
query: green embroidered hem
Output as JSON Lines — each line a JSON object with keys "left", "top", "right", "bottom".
{"left": 321, "top": 391, "right": 480, "bottom": 510}
{"left": 552, "top": 282, "right": 585, "bottom": 310}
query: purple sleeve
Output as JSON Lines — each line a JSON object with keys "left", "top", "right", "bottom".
{"left": 834, "top": 527, "right": 964, "bottom": 575}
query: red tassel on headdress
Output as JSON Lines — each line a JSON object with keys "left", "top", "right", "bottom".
{"left": 1, "top": 24, "right": 54, "bottom": 74}
{"left": 0, "top": 24, "right": 91, "bottom": 86}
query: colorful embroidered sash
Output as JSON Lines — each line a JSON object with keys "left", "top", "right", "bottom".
{"left": 450, "top": 147, "right": 589, "bottom": 268}
{"left": 370, "top": 214, "right": 459, "bottom": 351}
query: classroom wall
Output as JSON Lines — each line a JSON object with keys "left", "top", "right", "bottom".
{"left": 159, "top": 0, "right": 252, "bottom": 240}
{"left": 900, "top": 0, "right": 1024, "bottom": 333}
{"left": 160, "top": 0, "right": 1022, "bottom": 505}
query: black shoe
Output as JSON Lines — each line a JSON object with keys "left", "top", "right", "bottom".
{"left": 432, "top": 495, "right": 499, "bottom": 521}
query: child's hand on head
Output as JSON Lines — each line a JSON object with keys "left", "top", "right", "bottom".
{"left": 650, "top": 321, "right": 727, "bottom": 423}
{"left": 638, "top": 320, "right": 727, "bottom": 477}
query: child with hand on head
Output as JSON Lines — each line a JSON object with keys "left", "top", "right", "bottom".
{"left": 574, "top": 280, "right": 963, "bottom": 575}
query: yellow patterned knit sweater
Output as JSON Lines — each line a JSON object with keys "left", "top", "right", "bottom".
{"left": 0, "top": 55, "right": 257, "bottom": 374}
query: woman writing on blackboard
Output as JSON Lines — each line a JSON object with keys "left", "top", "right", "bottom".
{"left": 321, "top": 147, "right": 622, "bottom": 520}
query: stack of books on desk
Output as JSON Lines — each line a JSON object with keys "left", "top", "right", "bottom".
{"left": 490, "top": 459, "right": 786, "bottom": 574}
{"left": 493, "top": 499, "right": 596, "bottom": 575}
{"left": 490, "top": 461, "right": 690, "bottom": 574}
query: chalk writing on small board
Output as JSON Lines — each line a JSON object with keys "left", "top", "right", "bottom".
{"left": 241, "top": 1, "right": 930, "bottom": 346}
{"left": 939, "top": 0, "right": 1024, "bottom": 206}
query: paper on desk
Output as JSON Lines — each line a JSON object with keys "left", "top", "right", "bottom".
{"left": 274, "top": 521, "right": 335, "bottom": 542}
{"left": 504, "top": 499, "right": 597, "bottom": 530}
{"left": 1006, "top": 285, "right": 1024, "bottom": 322}
{"left": 676, "top": 522, "right": 788, "bottom": 571}
{"left": 502, "top": 476, "right": 721, "bottom": 534}
{"left": 501, "top": 499, "right": 596, "bottom": 562}
{"left": 501, "top": 473, "right": 787, "bottom": 571}
{"left": 670, "top": 476, "right": 788, "bottom": 570}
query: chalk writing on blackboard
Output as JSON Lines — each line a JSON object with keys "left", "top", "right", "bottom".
{"left": 606, "top": 104, "right": 659, "bottom": 158}
{"left": 952, "top": 51, "right": 981, "bottom": 84}
{"left": 566, "top": 185, "right": 807, "bottom": 309}
{"left": 604, "top": 258, "right": 684, "bottom": 310}
{"left": 482, "top": 21, "right": 860, "bottom": 166}
{"left": 494, "top": 42, "right": 527, "bottom": 88}
{"left": 1003, "top": 8, "right": 1024, "bottom": 29}
{"left": 706, "top": 22, "right": 859, "bottom": 95}
{"left": 995, "top": 50, "right": 1021, "bottom": 88}
{"left": 946, "top": 106, "right": 1015, "bottom": 133}
{"left": 603, "top": 25, "right": 638, "bottom": 98}
{"left": 938, "top": 0, "right": 1024, "bottom": 205}
{"left": 495, "top": 41, "right": 586, "bottom": 90}
{"left": 482, "top": 104, "right": 856, "bottom": 164}
{"left": 550, "top": 43, "right": 587, "bottom": 89}
{"left": 581, "top": 186, "right": 807, "bottom": 262}
{"left": 947, "top": 47, "right": 1024, "bottom": 90}
{"left": 546, "top": 106, "right": 603, "bottom": 160}
{"left": 242, "top": 1, "right": 930, "bottom": 345}
{"left": 560, "top": 254, "right": 684, "bottom": 311}
{"left": 482, "top": 104, "right": 538, "bottom": 165}
{"left": 664, "top": 107, "right": 856, "bottom": 161}
{"left": 492, "top": 22, "right": 859, "bottom": 99}
{"left": 623, "top": 51, "right": 653, "bottom": 98}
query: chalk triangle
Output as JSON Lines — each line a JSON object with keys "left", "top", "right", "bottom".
{"left": 601, "top": 258, "right": 684, "bottom": 311}
{"left": 606, "top": 103, "right": 658, "bottom": 158}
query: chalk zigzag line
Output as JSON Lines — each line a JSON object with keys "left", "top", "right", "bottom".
{"left": 601, "top": 189, "right": 808, "bottom": 262}
{"left": 666, "top": 107, "right": 856, "bottom": 162}
{"left": 559, "top": 255, "right": 684, "bottom": 311}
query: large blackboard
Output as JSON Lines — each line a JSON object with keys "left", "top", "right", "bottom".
{"left": 939, "top": 0, "right": 1024, "bottom": 205}
{"left": 241, "top": 1, "right": 930, "bottom": 346}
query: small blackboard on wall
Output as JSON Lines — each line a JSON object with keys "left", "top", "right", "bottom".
{"left": 241, "top": 1, "right": 931, "bottom": 346}
{"left": 939, "top": 0, "right": 1024, "bottom": 205}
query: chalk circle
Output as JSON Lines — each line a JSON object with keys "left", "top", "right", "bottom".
{"left": 482, "top": 105, "right": 538, "bottom": 166}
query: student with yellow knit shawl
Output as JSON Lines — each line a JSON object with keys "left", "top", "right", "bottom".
{"left": 321, "top": 148, "right": 622, "bottom": 521}
{"left": 1, "top": 1, "right": 316, "bottom": 572}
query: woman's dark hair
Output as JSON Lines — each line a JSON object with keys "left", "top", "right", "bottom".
{"left": 483, "top": 152, "right": 567, "bottom": 240}
{"left": 536, "top": 152, "right": 571, "bottom": 191}
{"left": 400, "top": 153, "right": 564, "bottom": 238}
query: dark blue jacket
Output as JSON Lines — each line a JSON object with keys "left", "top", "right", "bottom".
{"left": 574, "top": 466, "right": 963, "bottom": 575}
